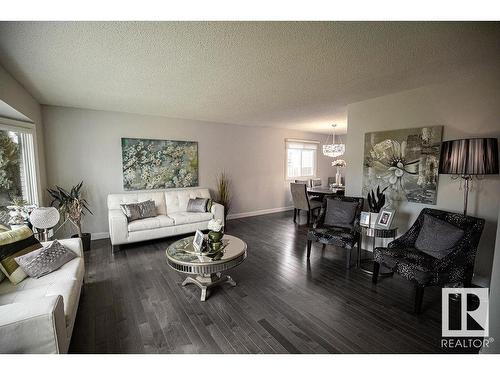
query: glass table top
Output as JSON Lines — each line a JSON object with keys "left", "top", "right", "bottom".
{"left": 166, "top": 234, "right": 247, "bottom": 266}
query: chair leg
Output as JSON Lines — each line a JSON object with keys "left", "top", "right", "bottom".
{"left": 346, "top": 248, "right": 352, "bottom": 269}
{"left": 293, "top": 208, "right": 297, "bottom": 223}
{"left": 372, "top": 261, "right": 380, "bottom": 284}
{"left": 414, "top": 285, "right": 425, "bottom": 314}
{"left": 111, "top": 244, "right": 120, "bottom": 254}
{"left": 307, "top": 240, "right": 312, "bottom": 259}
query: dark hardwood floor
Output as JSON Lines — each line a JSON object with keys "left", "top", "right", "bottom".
{"left": 69, "top": 211, "right": 461, "bottom": 354}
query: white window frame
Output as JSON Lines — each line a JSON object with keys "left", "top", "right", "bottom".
{"left": 285, "top": 139, "right": 319, "bottom": 181}
{"left": 0, "top": 117, "right": 41, "bottom": 206}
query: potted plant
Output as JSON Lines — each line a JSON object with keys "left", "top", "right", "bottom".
{"left": 367, "top": 185, "right": 388, "bottom": 227}
{"left": 215, "top": 172, "right": 231, "bottom": 228}
{"left": 47, "top": 181, "right": 93, "bottom": 251}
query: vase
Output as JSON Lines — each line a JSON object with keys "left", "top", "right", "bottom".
{"left": 208, "top": 230, "right": 224, "bottom": 251}
{"left": 208, "top": 230, "right": 223, "bottom": 243}
{"left": 335, "top": 168, "right": 342, "bottom": 186}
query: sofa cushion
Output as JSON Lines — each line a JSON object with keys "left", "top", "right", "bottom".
{"left": 0, "top": 226, "right": 42, "bottom": 285}
{"left": 415, "top": 214, "right": 465, "bottom": 259}
{"left": 0, "top": 278, "right": 81, "bottom": 326}
{"left": 120, "top": 200, "right": 157, "bottom": 222}
{"left": 169, "top": 212, "right": 213, "bottom": 225}
{"left": 187, "top": 198, "right": 210, "bottom": 213}
{"left": 108, "top": 191, "right": 166, "bottom": 215}
{"left": 15, "top": 240, "right": 77, "bottom": 279}
{"left": 165, "top": 188, "right": 211, "bottom": 214}
{"left": 0, "top": 257, "right": 84, "bottom": 296}
{"left": 324, "top": 199, "right": 358, "bottom": 229}
{"left": 127, "top": 215, "right": 175, "bottom": 232}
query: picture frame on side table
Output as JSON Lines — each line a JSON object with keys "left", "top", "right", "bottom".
{"left": 193, "top": 230, "right": 204, "bottom": 252}
{"left": 360, "top": 211, "right": 371, "bottom": 227}
{"left": 375, "top": 208, "right": 396, "bottom": 229}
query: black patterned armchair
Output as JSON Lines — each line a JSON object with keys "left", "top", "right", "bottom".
{"left": 372, "top": 208, "right": 485, "bottom": 314}
{"left": 306, "top": 196, "right": 364, "bottom": 268}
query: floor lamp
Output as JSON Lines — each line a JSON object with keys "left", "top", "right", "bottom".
{"left": 438, "top": 138, "right": 499, "bottom": 216}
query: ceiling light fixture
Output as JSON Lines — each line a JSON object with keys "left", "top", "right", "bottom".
{"left": 322, "top": 124, "right": 345, "bottom": 158}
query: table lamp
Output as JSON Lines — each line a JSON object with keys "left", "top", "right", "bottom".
{"left": 29, "top": 207, "right": 60, "bottom": 241}
{"left": 438, "top": 137, "right": 499, "bottom": 216}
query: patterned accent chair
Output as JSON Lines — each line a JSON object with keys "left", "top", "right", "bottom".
{"left": 290, "top": 183, "right": 321, "bottom": 225}
{"left": 372, "top": 208, "right": 485, "bottom": 314}
{"left": 306, "top": 195, "right": 364, "bottom": 268}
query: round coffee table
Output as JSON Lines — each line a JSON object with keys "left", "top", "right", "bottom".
{"left": 166, "top": 234, "right": 247, "bottom": 301}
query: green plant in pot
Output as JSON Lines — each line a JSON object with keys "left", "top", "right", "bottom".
{"left": 215, "top": 172, "right": 231, "bottom": 228}
{"left": 47, "top": 181, "right": 93, "bottom": 251}
{"left": 207, "top": 218, "right": 224, "bottom": 252}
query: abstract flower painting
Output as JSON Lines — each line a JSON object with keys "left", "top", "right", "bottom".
{"left": 121, "top": 138, "right": 198, "bottom": 190}
{"left": 362, "top": 126, "right": 442, "bottom": 205}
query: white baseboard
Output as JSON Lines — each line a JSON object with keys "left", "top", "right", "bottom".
{"left": 227, "top": 206, "right": 294, "bottom": 220}
{"left": 91, "top": 232, "right": 110, "bottom": 240}
{"left": 91, "top": 207, "right": 293, "bottom": 239}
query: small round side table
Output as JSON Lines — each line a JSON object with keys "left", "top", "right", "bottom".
{"left": 357, "top": 226, "right": 397, "bottom": 276}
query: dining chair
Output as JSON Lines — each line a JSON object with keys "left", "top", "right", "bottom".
{"left": 290, "top": 183, "right": 321, "bottom": 225}
{"left": 295, "top": 179, "right": 308, "bottom": 184}
{"left": 310, "top": 178, "right": 322, "bottom": 187}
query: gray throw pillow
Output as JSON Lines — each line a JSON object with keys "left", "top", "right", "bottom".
{"left": 187, "top": 198, "right": 209, "bottom": 213}
{"left": 415, "top": 214, "right": 465, "bottom": 259}
{"left": 121, "top": 200, "right": 156, "bottom": 222}
{"left": 324, "top": 199, "right": 358, "bottom": 229}
{"left": 15, "top": 240, "right": 77, "bottom": 279}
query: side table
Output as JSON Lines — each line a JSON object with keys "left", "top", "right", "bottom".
{"left": 357, "top": 226, "right": 397, "bottom": 276}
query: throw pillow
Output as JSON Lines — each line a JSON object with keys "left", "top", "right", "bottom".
{"left": 120, "top": 200, "right": 157, "bottom": 222}
{"left": 0, "top": 226, "right": 42, "bottom": 284}
{"left": 415, "top": 214, "right": 465, "bottom": 259}
{"left": 187, "top": 198, "right": 209, "bottom": 213}
{"left": 15, "top": 240, "right": 77, "bottom": 278}
{"left": 324, "top": 199, "right": 359, "bottom": 229}
{"left": 0, "top": 224, "right": 9, "bottom": 233}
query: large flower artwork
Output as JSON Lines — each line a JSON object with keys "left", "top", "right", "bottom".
{"left": 362, "top": 126, "right": 442, "bottom": 205}
{"left": 121, "top": 138, "right": 198, "bottom": 190}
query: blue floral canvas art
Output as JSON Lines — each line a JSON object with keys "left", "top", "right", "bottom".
{"left": 121, "top": 138, "right": 198, "bottom": 190}
{"left": 362, "top": 126, "right": 442, "bottom": 205}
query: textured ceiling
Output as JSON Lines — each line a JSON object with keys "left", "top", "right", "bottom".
{"left": 0, "top": 22, "right": 499, "bottom": 133}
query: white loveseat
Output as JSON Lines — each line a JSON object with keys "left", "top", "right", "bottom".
{"left": 0, "top": 238, "right": 84, "bottom": 353}
{"left": 107, "top": 187, "right": 224, "bottom": 251}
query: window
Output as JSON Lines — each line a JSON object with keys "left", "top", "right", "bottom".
{"left": 285, "top": 139, "right": 318, "bottom": 180}
{"left": 0, "top": 124, "right": 39, "bottom": 226}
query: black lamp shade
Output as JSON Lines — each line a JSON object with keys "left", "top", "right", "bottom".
{"left": 439, "top": 138, "right": 499, "bottom": 175}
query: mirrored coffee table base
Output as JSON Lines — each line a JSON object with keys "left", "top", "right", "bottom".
{"left": 182, "top": 272, "right": 237, "bottom": 301}
{"left": 166, "top": 234, "right": 247, "bottom": 301}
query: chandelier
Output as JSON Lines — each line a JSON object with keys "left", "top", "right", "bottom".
{"left": 322, "top": 124, "right": 345, "bottom": 158}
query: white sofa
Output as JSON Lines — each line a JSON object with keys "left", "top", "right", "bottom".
{"left": 0, "top": 238, "right": 84, "bottom": 353}
{"left": 107, "top": 187, "right": 224, "bottom": 251}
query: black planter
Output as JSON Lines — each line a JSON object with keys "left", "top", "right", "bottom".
{"left": 71, "top": 232, "right": 91, "bottom": 251}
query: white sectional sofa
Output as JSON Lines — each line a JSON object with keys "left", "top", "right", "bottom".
{"left": 0, "top": 238, "right": 84, "bottom": 353}
{"left": 107, "top": 187, "right": 224, "bottom": 251}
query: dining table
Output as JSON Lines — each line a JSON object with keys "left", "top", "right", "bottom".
{"left": 307, "top": 186, "right": 345, "bottom": 199}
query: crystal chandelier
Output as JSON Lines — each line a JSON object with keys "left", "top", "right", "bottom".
{"left": 322, "top": 124, "right": 345, "bottom": 158}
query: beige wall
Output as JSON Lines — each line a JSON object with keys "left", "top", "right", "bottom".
{"left": 0, "top": 64, "right": 47, "bottom": 201}
{"left": 345, "top": 66, "right": 500, "bottom": 284}
{"left": 42, "top": 106, "right": 336, "bottom": 236}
